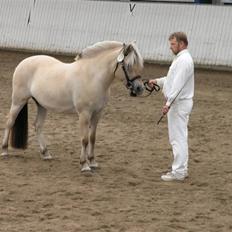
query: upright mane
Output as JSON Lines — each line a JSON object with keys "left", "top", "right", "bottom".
{"left": 75, "top": 40, "right": 144, "bottom": 71}
{"left": 75, "top": 41, "right": 123, "bottom": 60}
{"left": 125, "top": 41, "right": 144, "bottom": 71}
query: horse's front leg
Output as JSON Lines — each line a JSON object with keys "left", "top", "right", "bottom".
{"left": 88, "top": 111, "right": 101, "bottom": 169}
{"left": 79, "top": 112, "right": 91, "bottom": 172}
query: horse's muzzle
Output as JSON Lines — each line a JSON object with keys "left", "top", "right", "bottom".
{"left": 129, "top": 81, "right": 145, "bottom": 97}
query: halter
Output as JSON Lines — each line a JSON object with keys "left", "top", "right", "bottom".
{"left": 114, "top": 45, "right": 160, "bottom": 97}
{"left": 113, "top": 47, "right": 142, "bottom": 96}
{"left": 119, "top": 61, "right": 141, "bottom": 88}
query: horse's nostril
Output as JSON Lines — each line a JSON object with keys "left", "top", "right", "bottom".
{"left": 137, "top": 86, "right": 144, "bottom": 92}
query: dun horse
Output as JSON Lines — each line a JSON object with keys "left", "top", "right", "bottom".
{"left": 1, "top": 41, "right": 144, "bottom": 172}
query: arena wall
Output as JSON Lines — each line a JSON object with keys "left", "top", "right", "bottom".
{"left": 0, "top": 0, "right": 231, "bottom": 69}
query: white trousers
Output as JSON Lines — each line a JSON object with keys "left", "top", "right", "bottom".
{"left": 167, "top": 99, "right": 193, "bottom": 176}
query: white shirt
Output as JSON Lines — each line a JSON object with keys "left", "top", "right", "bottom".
{"left": 156, "top": 49, "right": 194, "bottom": 107}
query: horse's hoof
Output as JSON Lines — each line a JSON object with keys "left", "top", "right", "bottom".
{"left": 81, "top": 163, "right": 92, "bottom": 173}
{"left": 0, "top": 152, "right": 8, "bottom": 157}
{"left": 81, "top": 166, "right": 91, "bottom": 172}
{"left": 41, "top": 153, "right": 53, "bottom": 160}
{"left": 89, "top": 162, "right": 99, "bottom": 169}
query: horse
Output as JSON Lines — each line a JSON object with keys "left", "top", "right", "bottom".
{"left": 1, "top": 40, "right": 145, "bottom": 172}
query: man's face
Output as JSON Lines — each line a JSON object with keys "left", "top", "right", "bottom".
{"left": 169, "top": 37, "right": 183, "bottom": 55}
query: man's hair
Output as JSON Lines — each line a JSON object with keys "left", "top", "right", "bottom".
{"left": 169, "top": 32, "right": 188, "bottom": 46}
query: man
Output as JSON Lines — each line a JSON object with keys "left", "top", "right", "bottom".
{"left": 149, "top": 32, "right": 194, "bottom": 181}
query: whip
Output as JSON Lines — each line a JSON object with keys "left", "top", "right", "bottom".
{"left": 157, "top": 80, "right": 189, "bottom": 125}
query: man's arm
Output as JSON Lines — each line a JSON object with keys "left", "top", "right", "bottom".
{"left": 148, "top": 76, "right": 166, "bottom": 88}
{"left": 166, "top": 61, "right": 191, "bottom": 107}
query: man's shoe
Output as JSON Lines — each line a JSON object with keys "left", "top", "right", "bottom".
{"left": 161, "top": 172, "right": 187, "bottom": 182}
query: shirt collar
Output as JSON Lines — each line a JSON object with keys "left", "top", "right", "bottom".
{"left": 176, "top": 49, "right": 188, "bottom": 57}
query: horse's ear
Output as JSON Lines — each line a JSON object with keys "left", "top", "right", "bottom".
{"left": 124, "top": 44, "right": 133, "bottom": 56}
{"left": 75, "top": 52, "right": 82, "bottom": 61}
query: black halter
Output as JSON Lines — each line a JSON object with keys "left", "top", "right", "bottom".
{"left": 119, "top": 61, "right": 141, "bottom": 86}
{"left": 114, "top": 61, "right": 160, "bottom": 97}
{"left": 113, "top": 56, "right": 142, "bottom": 96}
{"left": 114, "top": 45, "right": 160, "bottom": 97}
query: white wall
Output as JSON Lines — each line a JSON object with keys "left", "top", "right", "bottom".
{"left": 0, "top": 0, "right": 232, "bottom": 69}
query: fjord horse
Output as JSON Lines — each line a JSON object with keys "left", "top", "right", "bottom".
{"left": 1, "top": 41, "right": 144, "bottom": 172}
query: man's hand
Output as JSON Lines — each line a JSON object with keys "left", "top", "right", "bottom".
{"left": 162, "top": 105, "right": 170, "bottom": 115}
{"left": 148, "top": 79, "right": 157, "bottom": 88}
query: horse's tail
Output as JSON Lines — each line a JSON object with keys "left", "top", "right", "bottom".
{"left": 10, "top": 103, "right": 28, "bottom": 149}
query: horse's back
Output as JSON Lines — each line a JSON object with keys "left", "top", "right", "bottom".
{"left": 13, "top": 55, "right": 61, "bottom": 84}
{"left": 15, "top": 55, "right": 60, "bottom": 74}
{"left": 13, "top": 55, "right": 79, "bottom": 112}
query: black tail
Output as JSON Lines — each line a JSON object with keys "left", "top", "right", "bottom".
{"left": 10, "top": 104, "right": 28, "bottom": 149}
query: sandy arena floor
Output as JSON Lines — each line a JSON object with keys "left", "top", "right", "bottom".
{"left": 0, "top": 50, "right": 232, "bottom": 232}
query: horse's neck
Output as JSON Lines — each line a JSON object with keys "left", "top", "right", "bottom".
{"left": 88, "top": 50, "right": 119, "bottom": 90}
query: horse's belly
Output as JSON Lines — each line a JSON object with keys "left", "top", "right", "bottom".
{"left": 30, "top": 75, "right": 77, "bottom": 113}
{"left": 39, "top": 102, "right": 75, "bottom": 113}
{"left": 32, "top": 93, "right": 75, "bottom": 113}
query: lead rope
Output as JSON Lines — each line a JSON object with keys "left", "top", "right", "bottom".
{"left": 138, "top": 80, "right": 160, "bottom": 98}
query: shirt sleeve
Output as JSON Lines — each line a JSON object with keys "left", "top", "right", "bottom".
{"left": 156, "top": 76, "right": 166, "bottom": 88}
{"left": 166, "top": 60, "right": 191, "bottom": 107}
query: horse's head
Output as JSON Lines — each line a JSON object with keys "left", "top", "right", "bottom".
{"left": 76, "top": 40, "right": 145, "bottom": 96}
{"left": 115, "top": 41, "right": 145, "bottom": 97}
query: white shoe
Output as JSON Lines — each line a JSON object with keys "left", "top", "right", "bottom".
{"left": 161, "top": 172, "right": 187, "bottom": 182}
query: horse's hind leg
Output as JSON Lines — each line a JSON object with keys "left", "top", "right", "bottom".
{"left": 88, "top": 111, "right": 101, "bottom": 169}
{"left": 79, "top": 111, "right": 91, "bottom": 172}
{"left": 34, "top": 104, "right": 52, "bottom": 160}
{"left": 1, "top": 103, "right": 26, "bottom": 156}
